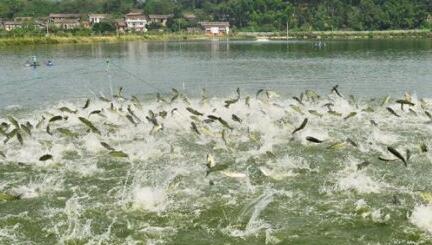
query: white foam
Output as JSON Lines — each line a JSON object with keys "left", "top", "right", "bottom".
{"left": 336, "top": 171, "right": 382, "bottom": 194}
{"left": 410, "top": 205, "right": 432, "bottom": 234}
{"left": 132, "top": 186, "right": 168, "bottom": 213}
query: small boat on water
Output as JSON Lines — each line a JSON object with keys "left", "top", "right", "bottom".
{"left": 25, "top": 61, "right": 40, "bottom": 67}
{"left": 25, "top": 56, "right": 41, "bottom": 68}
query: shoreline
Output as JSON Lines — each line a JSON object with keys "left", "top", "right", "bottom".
{"left": 0, "top": 29, "right": 430, "bottom": 46}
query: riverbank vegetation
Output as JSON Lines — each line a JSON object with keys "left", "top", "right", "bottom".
{"left": 0, "top": 29, "right": 430, "bottom": 47}
{"left": 0, "top": 0, "right": 431, "bottom": 32}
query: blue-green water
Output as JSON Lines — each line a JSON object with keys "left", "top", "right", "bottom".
{"left": 0, "top": 40, "right": 431, "bottom": 108}
{"left": 0, "top": 40, "right": 432, "bottom": 244}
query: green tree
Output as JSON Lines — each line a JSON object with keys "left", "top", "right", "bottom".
{"left": 144, "top": 0, "right": 175, "bottom": 14}
{"left": 92, "top": 21, "right": 116, "bottom": 34}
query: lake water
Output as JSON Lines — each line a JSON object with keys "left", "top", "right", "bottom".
{"left": 0, "top": 40, "right": 431, "bottom": 108}
{"left": 1, "top": 40, "right": 432, "bottom": 244}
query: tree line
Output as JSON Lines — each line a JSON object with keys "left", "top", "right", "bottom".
{"left": 1, "top": 0, "right": 431, "bottom": 32}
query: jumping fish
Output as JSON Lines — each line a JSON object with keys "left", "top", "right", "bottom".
{"left": 113, "top": 87, "right": 124, "bottom": 99}
{"left": 328, "top": 111, "right": 342, "bottom": 117}
{"left": 290, "top": 105, "right": 304, "bottom": 115}
{"left": 99, "top": 94, "right": 111, "bottom": 102}
{"left": 232, "top": 114, "right": 242, "bottom": 123}
{"left": 16, "top": 133, "right": 23, "bottom": 145}
{"left": 396, "top": 99, "right": 415, "bottom": 111}
{"left": 191, "top": 122, "right": 200, "bottom": 135}
{"left": 305, "top": 90, "right": 320, "bottom": 102}
{"left": 8, "top": 116, "right": 19, "bottom": 129}
{"left": 131, "top": 96, "right": 143, "bottom": 109}
{"left": 217, "top": 117, "right": 233, "bottom": 130}
{"left": 256, "top": 89, "right": 264, "bottom": 98}
{"left": 387, "top": 146, "right": 407, "bottom": 167}
{"left": 346, "top": 138, "right": 358, "bottom": 147}
{"left": 344, "top": 112, "right": 357, "bottom": 120}
{"left": 245, "top": 96, "right": 250, "bottom": 107}
{"left": 101, "top": 142, "right": 115, "bottom": 151}
{"left": 20, "top": 124, "right": 31, "bottom": 136}
{"left": 224, "top": 98, "right": 239, "bottom": 108}
{"left": 39, "top": 154, "right": 53, "bottom": 161}
{"left": 292, "top": 118, "right": 308, "bottom": 135}
{"left": 331, "top": 85, "right": 343, "bottom": 97}
{"left": 420, "top": 143, "right": 428, "bottom": 153}
{"left": 109, "top": 150, "right": 128, "bottom": 158}
{"left": 308, "top": 110, "right": 323, "bottom": 117}
{"left": 89, "top": 110, "right": 102, "bottom": 117}
{"left": 127, "top": 106, "right": 141, "bottom": 122}
{"left": 48, "top": 115, "right": 63, "bottom": 123}
{"left": 306, "top": 136, "right": 323, "bottom": 143}
{"left": 57, "top": 128, "right": 78, "bottom": 137}
{"left": 82, "top": 98, "right": 90, "bottom": 109}
{"left": 170, "top": 89, "right": 179, "bottom": 103}
{"left": 425, "top": 111, "right": 432, "bottom": 120}
{"left": 59, "top": 107, "right": 77, "bottom": 114}
{"left": 186, "top": 107, "right": 204, "bottom": 116}
{"left": 386, "top": 107, "right": 400, "bottom": 117}
{"left": 381, "top": 96, "right": 391, "bottom": 106}
{"left": 78, "top": 117, "right": 101, "bottom": 135}
{"left": 200, "top": 89, "right": 209, "bottom": 105}
{"left": 293, "top": 96, "right": 304, "bottom": 105}
{"left": 126, "top": 115, "right": 138, "bottom": 126}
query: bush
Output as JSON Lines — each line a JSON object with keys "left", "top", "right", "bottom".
{"left": 92, "top": 21, "right": 116, "bottom": 34}
{"left": 146, "top": 22, "right": 164, "bottom": 31}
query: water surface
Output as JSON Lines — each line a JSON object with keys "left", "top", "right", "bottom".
{"left": 0, "top": 40, "right": 432, "bottom": 244}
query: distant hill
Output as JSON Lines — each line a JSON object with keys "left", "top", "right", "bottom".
{"left": 0, "top": 0, "right": 431, "bottom": 31}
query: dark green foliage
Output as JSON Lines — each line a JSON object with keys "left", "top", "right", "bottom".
{"left": 0, "top": 0, "right": 430, "bottom": 31}
{"left": 92, "top": 21, "right": 116, "bottom": 34}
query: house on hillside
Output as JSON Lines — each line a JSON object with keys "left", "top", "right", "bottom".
{"left": 89, "top": 14, "right": 108, "bottom": 24}
{"left": 1, "top": 17, "right": 46, "bottom": 31}
{"left": 125, "top": 11, "right": 148, "bottom": 32}
{"left": 52, "top": 19, "right": 81, "bottom": 29}
{"left": 148, "top": 14, "right": 173, "bottom": 27}
{"left": 49, "top": 13, "right": 80, "bottom": 22}
{"left": 49, "top": 13, "right": 81, "bottom": 29}
{"left": 199, "top": 22, "right": 230, "bottom": 35}
{"left": 3, "top": 21, "right": 22, "bottom": 31}
{"left": 115, "top": 20, "right": 127, "bottom": 33}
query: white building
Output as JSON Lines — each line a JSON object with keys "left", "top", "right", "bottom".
{"left": 199, "top": 22, "right": 230, "bottom": 35}
{"left": 125, "top": 11, "right": 148, "bottom": 32}
{"left": 89, "top": 14, "right": 108, "bottom": 24}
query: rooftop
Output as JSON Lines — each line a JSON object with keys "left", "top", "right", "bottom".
{"left": 199, "top": 22, "right": 230, "bottom": 27}
{"left": 89, "top": 14, "right": 108, "bottom": 18}
{"left": 148, "top": 14, "right": 173, "bottom": 19}
{"left": 49, "top": 13, "right": 81, "bottom": 18}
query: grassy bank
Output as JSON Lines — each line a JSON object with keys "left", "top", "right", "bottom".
{"left": 242, "top": 29, "right": 432, "bottom": 40}
{"left": 0, "top": 30, "right": 430, "bottom": 46}
{"left": 0, "top": 33, "right": 233, "bottom": 46}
